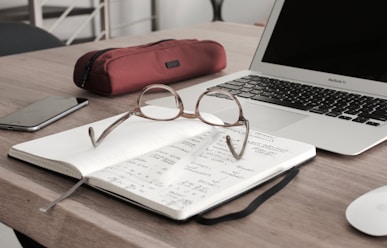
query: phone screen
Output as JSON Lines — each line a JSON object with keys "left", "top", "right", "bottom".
{"left": 0, "top": 96, "right": 88, "bottom": 132}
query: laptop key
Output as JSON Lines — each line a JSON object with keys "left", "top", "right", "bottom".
{"left": 227, "top": 81, "right": 245, "bottom": 86}
{"left": 238, "top": 92, "right": 255, "bottom": 98}
{"left": 352, "top": 117, "right": 370, "bottom": 123}
{"left": 339, "top": 116, "right": 352, "bottom": 120}
{"left": 366, "top": 121, "right": 380, "bottom": 126}
{"left": 359, "top": 112, "right": 387, "bottom": 121}
{"left": 310, "top": 108, "right": 329, "bottom": 114}
{"left": 326, "top": 111, "right": 342, "bottom": 117}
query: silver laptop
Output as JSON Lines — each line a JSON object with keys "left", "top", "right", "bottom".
{"left": 151, "top": 0, "right": 387, "bottom": 155}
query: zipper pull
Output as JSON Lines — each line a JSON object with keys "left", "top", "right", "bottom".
{"left": 81, "top": 61, "right": 92, "bottom": 87}
{"left": 79, "top": 48, "right": 116, "bottom": 88}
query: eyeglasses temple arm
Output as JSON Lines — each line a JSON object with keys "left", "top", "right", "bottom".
{"left": 89, "top": 111, "right": 134, "bottom": 147}
{"left": 226, "top": 119, "right": 250, "bottom": 160}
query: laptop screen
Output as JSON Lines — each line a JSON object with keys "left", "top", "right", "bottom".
{"left": 262, "top": 1, "right": 387, "bottom": 83}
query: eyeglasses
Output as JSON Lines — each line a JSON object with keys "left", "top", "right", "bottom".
{"left": 88, "top": 84, "right": 249, "bottom": 160}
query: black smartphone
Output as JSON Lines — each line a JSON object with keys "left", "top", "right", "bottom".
{"left": 0, "top": 96, "right": 88, "bottom": 132}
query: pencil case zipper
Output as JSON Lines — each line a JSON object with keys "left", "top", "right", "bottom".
{"left": 80, "top": 48, "right": 116, "bottom": 88}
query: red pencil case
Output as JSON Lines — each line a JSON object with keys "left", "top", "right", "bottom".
{"left": 73, "top": 39, "right": 227, "bottom": 96}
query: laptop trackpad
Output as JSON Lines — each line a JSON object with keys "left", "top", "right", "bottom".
{"left": 242, "top": 102, "right": 308, "bottom": 132}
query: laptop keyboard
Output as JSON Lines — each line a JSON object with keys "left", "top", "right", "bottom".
{"left": 214, "top": 75, "right": 387, "bottom": 127}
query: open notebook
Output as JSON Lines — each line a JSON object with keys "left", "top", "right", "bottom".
{"left": 8, "top": 106, "right": 315, "bottom": 221}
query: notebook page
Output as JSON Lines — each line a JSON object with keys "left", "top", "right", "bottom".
{"left": 87, "top": 128, "right": 315, "bottom": 220}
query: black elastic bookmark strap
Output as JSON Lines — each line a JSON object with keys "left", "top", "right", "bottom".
{"left": 195, "top": 167, "right": 299, "bottom": 225}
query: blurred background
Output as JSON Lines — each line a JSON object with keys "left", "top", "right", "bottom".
{"left": 0, "top": 0, "right": 275, "bottom": 44}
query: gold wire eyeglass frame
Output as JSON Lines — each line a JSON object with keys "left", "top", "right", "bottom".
{"left": 88, "top": 84, "right": 250, "bottom": 160}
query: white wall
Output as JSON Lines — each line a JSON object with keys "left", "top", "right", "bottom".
{"left": 111, "top": 0, "right": 275, "bottom": 37}
{"left": 222, "top": 0, "right": 274, "bottom": 24}
{"left": 0, "top": 0, "right": 275, "bottom": 40}
{"left": 157, "top": 0, "right": 274, "bottom": 30}
{"left": 109, "top": 0, "right": 153, "bottom": 37}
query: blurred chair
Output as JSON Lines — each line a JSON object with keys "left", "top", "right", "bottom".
{"left": 210, "top": 0, "right": 224, "bottom": 21}
{"left": 0, "top": 0, "right": 110, "bottom": 45}
{"left": 0, "top": 21, "right": 64, "bottom": 56}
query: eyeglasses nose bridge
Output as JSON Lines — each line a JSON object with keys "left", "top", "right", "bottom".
{"left": 181, "top": 112, "right": 199, "bottom": 119}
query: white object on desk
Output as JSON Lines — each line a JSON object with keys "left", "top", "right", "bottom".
{"left": 346, "top": 185, "right": 387, "bottom": 236}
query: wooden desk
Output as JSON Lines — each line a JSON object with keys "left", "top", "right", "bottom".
{"left": 0, "top": 22, "right": 386, "bottom": 248}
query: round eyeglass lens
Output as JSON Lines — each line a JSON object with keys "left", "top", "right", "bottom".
{"left": 197, "top": 91, "right": 241, "bottom": 126}
{"left": 139, "top": 86, "right": 181, "bottom": 120}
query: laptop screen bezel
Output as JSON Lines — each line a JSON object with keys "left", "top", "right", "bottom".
{"left": 250, "top": 0, "right": 387, "bottom": 98}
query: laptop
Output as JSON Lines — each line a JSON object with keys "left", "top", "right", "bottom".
{"left": 151, "top": 0, "right": 387, "bottom": 155}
